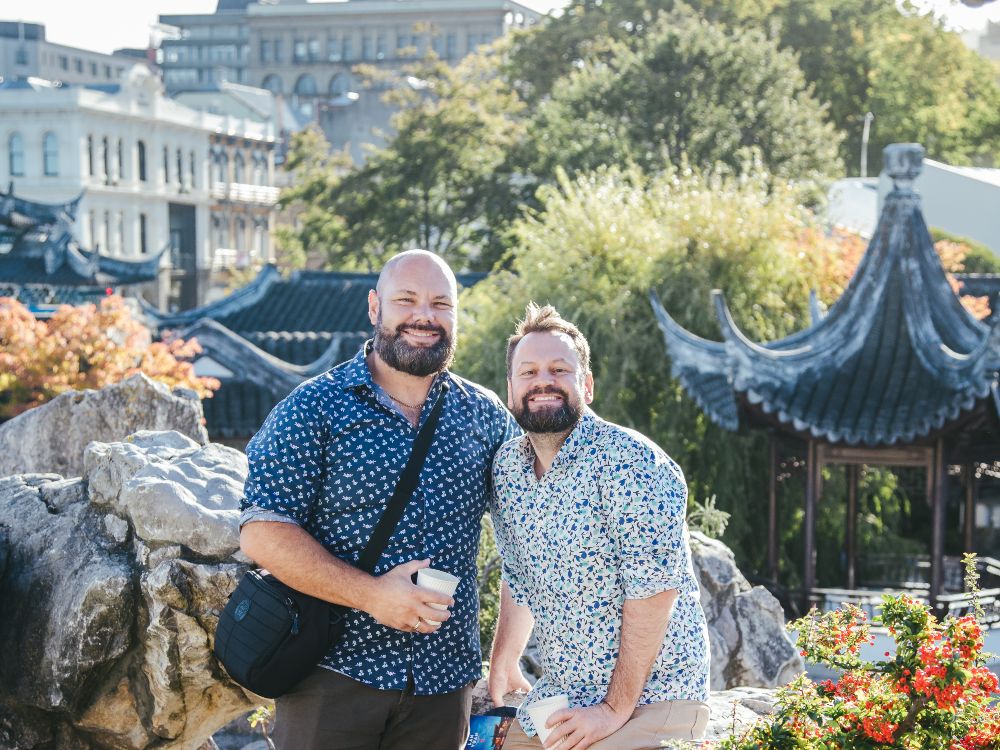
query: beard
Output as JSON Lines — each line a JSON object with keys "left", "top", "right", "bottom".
{"left": 511, "top": 385, "right": 584, "bottom": 434}
{"left": 373, "top": 314, "right": 455, "bottom": 377}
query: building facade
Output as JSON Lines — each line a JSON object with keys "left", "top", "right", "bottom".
{"left": 159, "top": 0, "right": 543, "bottom": 162}
{"left": 0, "top": 21, "right": 137, "bottom": 86}
{"left": 0, "top": 66, "right": 278, "bottom": 311}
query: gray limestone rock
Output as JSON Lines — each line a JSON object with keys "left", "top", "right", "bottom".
{"left": 690, "top": 531, "right": 804, "bottom": 690}
{"left": 0, "top": 373, "right": 208, "bottom": 478}
{"left": 0, "top": 431, "right": 256, "bottom": 749}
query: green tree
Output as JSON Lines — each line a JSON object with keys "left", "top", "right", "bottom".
{"left": 518, "top": 10, "right": 843, "bottom": 190}
{"left": 775, "top": 0, "right": 1000, "bottom": 172}
{"left": 279, "top": 55, "right": 527, "bottom": 271}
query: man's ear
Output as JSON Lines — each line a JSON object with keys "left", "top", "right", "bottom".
{"left": 583, "top": 371, "right": 595, "bottom": 404}
{"left": 506, "top": 378, "right": 514, "bottom": 410}
{"left": 368, "top": 289, "right": 379, "bottom": 327}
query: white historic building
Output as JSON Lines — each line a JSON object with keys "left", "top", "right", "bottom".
{"left": 0, "top": 65, "right": 279, "bottom": 310}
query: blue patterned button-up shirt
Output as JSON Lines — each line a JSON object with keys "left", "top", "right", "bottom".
{"left": 241, "top": 345, "right": 519, "bottom": 695}
{"left": 490, "top": 412, "right": 710, "bottom": 736}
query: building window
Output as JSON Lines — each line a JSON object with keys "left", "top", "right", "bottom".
{"left": 9, "top": 133, "right": 25, "bottom": 177}
{"left": 116, "top": 211, "right": 124, "bottom": 254}
{"left": 87, "top": 135, "right": 95, "bottom": 176}
{"left": 139, "top": 213, "right": 148, "bottom": 254}
{"left": 362, "top": 35, "right": 373, "bottom": 60}
{"left": 42, "top": 132, "right": 58, "bottom": 176}
{"left": 89, "top": 61, "right": 98, "bottom": 76}
{"left": 104, "top": 64, "right": 112, "bottom": 79}
{"left": 262, "top": 74, "right": 282, "bottom": 94}
{"left": 327, "top": 37, "right": 340, "bottom": 61}
{"left": 445, "top": 33, "right": 457, "bottom": 59}
{"left": 15, "top": 48, "right": 27, "bottom": 66}
{"left": 117, "top": 138, "right": 124, "bottom": 181}
{"left": 293, "top": 39, "right": 307, "bottom": 63}
{"left": 308, "top": 38, "right": 321, "bottom": 61}
{"left": 273, "top": 39, "right": 283, "bottom": 63}
{"left": 342, "top": 36, "right": 353, "bottom": 61}
{"left": 74, "top": 58, "right": 83, "bottom": 73}
{"left": 176, "top": 148, "right": 184, "bottom": 187}
{"left": 102, "top": 136, "right": 110, "bottom": 181}
{"left": 103, "top": 210, "right": 110, "bottom": 252}
{"left": 59, "top": 55, "right": 68, "bottom": 70}
{"left": 137, "top": 140, "right": 147, "bottom": 182}
{"left": 190, "top": 150, "right": 197, "bottom": 189}
{"left": 163, "top": 146, "right": 170, "bottom": 184}
{"left": 215, "top": 151, "right": 228, "bottom": 183}
{"left": 377, "top": 33, "right": 387, "bottom": 60}
{"left": 234, "top": 151, "right": 245, "bottom": 183}
{"left": 260, "top": 39, "right": 271, "bottom": 63}
{"left": 329, "top": 72, "right": 350, "bottom": 96}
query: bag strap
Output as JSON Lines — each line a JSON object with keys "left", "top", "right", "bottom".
{"left": 356, "top": 380, "right": 451, "bottom": 573}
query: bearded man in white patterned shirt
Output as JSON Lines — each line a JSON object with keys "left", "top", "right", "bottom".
{"left": 488, "top": 303, "right": 711, "bottom": 750}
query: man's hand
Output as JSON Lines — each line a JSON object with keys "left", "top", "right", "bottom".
{"left": 488, "top": 659, "right": 532, "bottom": 708}
{"left": 365, "top": 559, "right": 454, "bottom": 634}
{"left": 541, "top": 702, "right": 630, "bottom": 750}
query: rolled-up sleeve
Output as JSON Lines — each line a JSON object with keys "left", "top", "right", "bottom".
{"left": 241, "top": 384, "right": 328, "bottom": 529}
{"left": 607, "top": 450, "right": 690, "bottom": 600}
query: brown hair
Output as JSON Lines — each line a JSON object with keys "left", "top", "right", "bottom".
{"left": 506, "top": 302, "right": 591, "bottom": 376}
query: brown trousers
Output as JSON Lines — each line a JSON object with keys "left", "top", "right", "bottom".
{"left": 501, "top": 700, "right": 710, "bottom": 750}
{"left": 273, "top": 667, "right": 474, "bottom": 750}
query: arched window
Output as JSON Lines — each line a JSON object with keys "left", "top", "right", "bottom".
{"left": 215, "top": 151, "right": 228, "bottom": 184}
{"left": 137, "top": 140, "right": 147, "bottom": 182}
{"left": 329, "top": 72, "right": 351, "bottom": 97}
{"left": 234, "top": 151, "right": 245, "bottom": 184}
{"left": 294, "top": 74, "right": 318, "bottom": 96}
{"left": 8, "top": 133, "right": 24, "bottom": 177}
{"left": 261, "top": 74, "right": 283, "bottom": 94}
{"left": 42, "top": 132, "right": 58, "bottom": 176}
{"left": 102, "top": 136, "right": 110, "bottom": 180}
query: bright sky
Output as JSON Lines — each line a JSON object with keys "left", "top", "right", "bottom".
{"left": 4, "top": 0, "right": 1000, "bottom": 56}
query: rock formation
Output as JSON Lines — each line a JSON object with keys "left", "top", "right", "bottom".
{"left": 0, "top": 432, "right": 254, "bottom": 750}
{"left": 0, "top": 374, "right": 208, "bottom": 478}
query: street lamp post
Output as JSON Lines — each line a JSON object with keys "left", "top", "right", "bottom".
{"left": 860, "top": 111, "right": 875, "bottom": 177}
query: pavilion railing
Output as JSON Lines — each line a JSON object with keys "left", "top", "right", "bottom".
{"left": 808, "top": 587, "right": 1000, "bottom": 626}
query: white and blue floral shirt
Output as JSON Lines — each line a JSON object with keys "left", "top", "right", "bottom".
{"left": 241, "top": 345, "right": 519, "bottom": 695}
{"left": 490, "top": 411, "right": 710, "bottom": 736}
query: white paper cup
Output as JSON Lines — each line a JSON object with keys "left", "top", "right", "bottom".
{"left": 526, "top": 694, "right": 569, "bottom": 743}
{"left": 416, "top": 568, "right": 459, "bottom": 622}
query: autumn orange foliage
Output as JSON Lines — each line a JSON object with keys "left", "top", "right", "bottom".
{"left": 0, "top": 295, "right": 219, "bottom": 420}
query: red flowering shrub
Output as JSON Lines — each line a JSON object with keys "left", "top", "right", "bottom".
{"left": 718, "top": 594, "right": 999, "bottom": 749}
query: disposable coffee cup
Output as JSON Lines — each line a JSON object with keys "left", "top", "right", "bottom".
{"left": 526, "top": 694, "right": 569, "bottom": 743}
{"left": 416, "top": 568, "right": 459, "bottom": 622}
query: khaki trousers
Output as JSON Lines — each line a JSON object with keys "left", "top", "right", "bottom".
{"left": 501, "top": 700, "right": 710, "bottom": 750}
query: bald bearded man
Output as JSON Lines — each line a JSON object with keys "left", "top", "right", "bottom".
{"left": 240, "top": 251, "right": 519, "bottom": 749}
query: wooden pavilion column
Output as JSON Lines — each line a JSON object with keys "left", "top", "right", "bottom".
{"left": 803, "top": 440, "right": 819, "bottom": 607}
{"left": 846, "top": 464, "right": 859, "bottom": 589}
{"left": 964, "top": 463, "right": 977, "bottom": 555}
{"left": 768, "top": 434, "right": 778, "bottom": 582}
{"left": 929, "top": 438, "right": 946, "bottom": 611}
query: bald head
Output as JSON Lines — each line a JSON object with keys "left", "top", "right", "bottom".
{"left": 376, "top": 250, "right": 457, "bottom": 298}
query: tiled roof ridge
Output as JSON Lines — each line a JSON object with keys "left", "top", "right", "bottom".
{"left": 142, "top": 263, "right": 281, "bottom": 327}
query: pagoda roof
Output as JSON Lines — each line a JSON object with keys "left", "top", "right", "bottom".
{"left": 0, "top": 185, "right": 163, "bottom": 289}
{"left": 651, "top": 144, "right": 1000, "bottom": 447}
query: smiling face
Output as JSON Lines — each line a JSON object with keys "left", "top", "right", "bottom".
{"left": 369, "top": 252, "right": 458, "bottom": 377}
{"left": 507, "top": 330, "right": 594, "bottom": 434}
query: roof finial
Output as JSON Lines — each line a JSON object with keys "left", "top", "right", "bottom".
{"left": 883, "top": 143, "right": 924, "bottom": 194}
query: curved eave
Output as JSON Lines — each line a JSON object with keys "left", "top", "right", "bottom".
{"left": 94, "top": 245, "right": 168, "bottom": 283}
{"left": 649, "top": 291, "right": 739, "bottom": 431}
{"left": 742, "top": 379, "right": 993, "bottom": 446}
{"left": 144, "top": 263, "right": 281, "bottom": 327}
{"left": 178, "top": 318, "right": 358, "bottom": 391}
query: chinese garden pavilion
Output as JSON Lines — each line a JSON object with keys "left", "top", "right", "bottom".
{"left": 650, "top": 144, "right": 1000, "bottom": 610}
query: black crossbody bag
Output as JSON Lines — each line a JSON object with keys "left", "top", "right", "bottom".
{"left": 214, "top": 382, "right": 450, "bottom": 698}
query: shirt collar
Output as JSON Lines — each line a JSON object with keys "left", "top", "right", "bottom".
{"left": 518, "top": 409, "right": 598, "bottom": 472}
{"left": 340, "top": 339, "right": 453, "bottom": 396}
